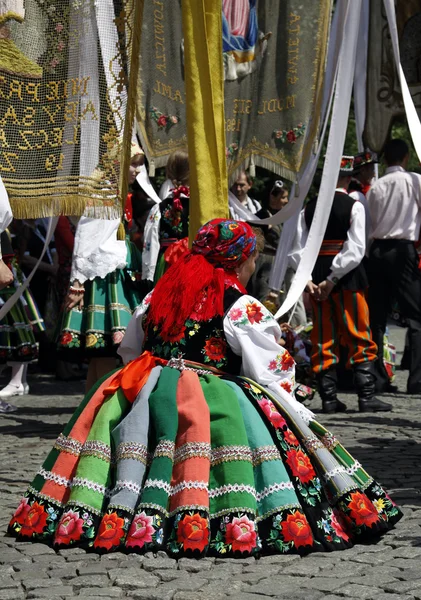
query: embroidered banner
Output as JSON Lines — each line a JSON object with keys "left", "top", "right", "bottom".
{"left": 137, "top": 0, "right": 331, "bottom": 181}
{"left": 364, "top": 0, "right": 421, "bottom": 153}
{"left": 0, "top": 0, "right": 139, "bottom": 219}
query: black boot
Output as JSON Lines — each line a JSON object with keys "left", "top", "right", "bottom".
{"left": 354, "top": 362, "right": 392, "bottom": 412}
{"left": 316, "top": 368, "right": 347, "bottom": 414}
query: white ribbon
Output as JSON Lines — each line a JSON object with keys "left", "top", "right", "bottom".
{"left": 136, "top": 166, "right": 161, "bottom": 204}
{"left": 354, "top": 0, "right": 369, "bottom": 153}
{"left": 383, "top": 0, "right": 421, "bottom": 164}
{"left": 0, "top": 218, "right": 58, "bottom": 321}
{"left": 275, "top": 0, "right": 362, "bottom": 319}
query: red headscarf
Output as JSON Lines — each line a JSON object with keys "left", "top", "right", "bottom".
{"left": 147, "top": 219, "right": 256, "bottom": 342}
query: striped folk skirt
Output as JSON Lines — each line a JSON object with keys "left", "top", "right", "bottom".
{"left": 0, "top": 257, "right": 45, "bottom": 363}
{"left": 9, "top": 354, "right": 402, "bottom": 557}
{"left": 57, "top": 242, "right": 142, "bottom": 358}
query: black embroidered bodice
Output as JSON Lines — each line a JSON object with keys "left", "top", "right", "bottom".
{"left": 159, "top": 197, "right": 190, "bottom": 242}
{"left": 142, "top": 288, "right": 243, "bottom": 374}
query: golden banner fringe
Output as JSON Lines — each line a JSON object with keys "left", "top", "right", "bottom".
{"left": 10, "top": 198, "right": 122, "bottom": 221}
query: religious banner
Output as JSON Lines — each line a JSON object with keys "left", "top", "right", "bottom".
{"left": 364, "top": 0, "right": 421, "bottom": 153}
{"left": 0, "top": 0, "right": 139, "bottom": 219}
{"left": 137, "top": 0, "right": 332, "bottom": 181}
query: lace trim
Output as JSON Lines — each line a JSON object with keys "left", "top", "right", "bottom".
{"left": 108, "top": 503, "right": 135, "bottom": 514}
{"left": 171, "top": 480, "right": 208, "bottom": 496}
{"left": 209, "top": 506, "right": 256, "bottom": 519}
{"left": 209, "top": 483, "right": 257, "bottom": 499}
{"left": 71, "top": 477, "right": 107, "bottom": 495}
{"left": 304, "top": 436, "right": 325, "bottom": 453}
{"left": 322, "top": 432, "right": 339, "bottom": 450}
{"left": 113, "top": 479, "right": 142, "bottom": 496}
{"left": 256, "top": 482, "right": 294, "bottom": 502}
{"left": 143, "top": 478, "right": 171, "bottom": 495}
{"left": 252, "top": 446, "right": 282, "bottom": 466}
{"left": 81, "top": 440, "right": 112, "bottom": 463}
{"left": 255, "top": 503, "right": 302, "bottom": 523}
{"left": 174, "top": 442, "right": 211, "bottom": 464}
{"left": 323, "top": 461, "right": 362, "bottom": 482}
{"left": 54, "top": 434, "right": 83, "bottom": 457}
{"left": 38, "top": 468, "right": 71, "bottom": 488}
{"left": 211, "top": 445, "right": 252, "bottom": 466}
{"left": 27, "top": 486, "right": 63, "bottom": 507}
{"left": 169, "top": 505, "right": 209, "bottom": 517}
{"left": 65, "top": 500, "right": 102, "bottom": 516}
{"left": 116, "top": 442, "right": 149, "bottom": 465}
{"left": 153, "top": 440, "right": 175, "bottom": 460}
{"left": 137, "top": 502, "right": 169, "bottom": 518}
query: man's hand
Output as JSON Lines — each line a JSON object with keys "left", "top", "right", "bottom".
{"left": 305, "top": 280, "right": 319, "bottom": 297}
{"left": 317, "top": 279, "right": 335, "bottom": 301}
{"left": 0, "top": 259, "right": 13, "bottom": 290}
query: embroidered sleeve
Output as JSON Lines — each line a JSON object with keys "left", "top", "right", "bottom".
{"left": 117, "top": 291, "right": 153, "bottom": 364}
{"left": 142, "top": 204, "right": 161, "bottom": 282}
{"left": 223, "top": 294, "right": 315, "bottom": 423}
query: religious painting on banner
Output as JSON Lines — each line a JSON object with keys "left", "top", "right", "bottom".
{"left": 364, "top": 0, "right": 421, "bottom": 153}
{"left": 136, "top": 1, "right": 331, "bottom": 181}
{"left": 0, "top": 0, "right": 138, "bottom": 219}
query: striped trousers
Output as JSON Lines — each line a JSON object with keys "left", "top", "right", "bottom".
{"left": 310, "top": 289, "right": 377, "bottom": 374}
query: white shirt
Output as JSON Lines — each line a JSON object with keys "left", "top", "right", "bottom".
{"left": 288, "top": 190, "right": 366, "bottom": 283}
{"left": 367, "top": 166, "right": 421, "bottom": 241}
{"left": 229, "top": 194, "right": 261, "bottom": 219}
{"left": 0, "top": 175, "right": 13, "bottom": 259}
{"left": 349, "top": 189, "right": 370, "bottom": 246}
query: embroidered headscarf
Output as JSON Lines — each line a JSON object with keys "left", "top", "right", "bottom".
{"left": 147, "top": 219, "right": 257, "bottom": 342}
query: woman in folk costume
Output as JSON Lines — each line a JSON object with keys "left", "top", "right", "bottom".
{"left": 9, "top": 219, "right": 402, "bottom": 557}
{"left": 57, "top": 142, "right": 145, "bottom": 390}
{"left": 142, "top": 150, "right": 190, "bottom": 290}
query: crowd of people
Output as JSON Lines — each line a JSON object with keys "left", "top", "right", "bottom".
{"left": 2, "top": 136, "right": 416, "bottom": 558}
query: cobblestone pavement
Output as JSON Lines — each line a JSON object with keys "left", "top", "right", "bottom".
{"left": 0, "top": 327, "right": 420, "bottom": 600}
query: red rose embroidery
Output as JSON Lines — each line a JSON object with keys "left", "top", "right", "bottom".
{"left": 157, "top": 115, "right": 167, "bottom": 127}
{"left": 177, "top": 513, "right": 209, "bottom": 552}
{"left": 258, "top": 398, "right": 287, "bottom": 429}
{"left": 331, "top": 509, "right": 350, "bottom": 541}
{"left": 284, "top": 429, "right": 299, "bottom": 446}
{"left": 268, "top": 360, "right": 277, "bottom": 371}
{"left": 126, "top": 512, "right": 155, "bottom": 549}
{"left": 60, "top": 332, "right": 73, "bottom": 346}
{"left": 347, "top": 492, "right": 380, "bottom": 528}
{"left": 281, "top": 511, "right": 313, "bottom": 548}
{"left": 245, "top": 302, "right": 263, "bottom": 324}
{"left": 161, "top": 323, "right": 185, "bottom": 343}
{"left": 55, "top": 510, "right": 84, "bottom": 545}
{"left": 11, "top": 497, "right": 30, "bottom": 526}
{"left": 225, "top": 515, "right": 256, "bottom": 553}
{"left": 280, "top": 351, "right": 294, "bottom": 370}
{"left": 204, "top": 337, "right": 226, "bottom": 362}
{"left": 20, "top": 502, "right": 48, "bottom": 536}
{"left": 286, "top": 131, "right": 297, "bottom": 143}
{"left": 286, "top": 449, "right": 316, "bottom": 483}
{"left": 280, "top": 380, "right": 293, "bottom": 394}
{"left": 112, "top": 331, "right": 125, "bottom": 345}
{"left": 93, "top": 512, "right": 125, "bottom": 550}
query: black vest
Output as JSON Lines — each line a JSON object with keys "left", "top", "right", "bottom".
{"left": 304, "top": 191, "right": 368, "bottom": 290}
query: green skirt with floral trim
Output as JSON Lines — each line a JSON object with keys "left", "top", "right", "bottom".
{"left": 57, "top": 242, "right": 142, "bottom": 359}
{"left": 0, "top": 257, "right": 45, "bottom": 364}
{"left": 9, "top": 360, "right": 402, "bottom": 558}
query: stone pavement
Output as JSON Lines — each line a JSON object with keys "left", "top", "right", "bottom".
{"left": 0, "top": 327, "right": 420, "bottom": 600}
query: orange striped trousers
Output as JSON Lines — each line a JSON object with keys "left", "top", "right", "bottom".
{"left": 310, "top": 290, "right": 377, "bottom": 374}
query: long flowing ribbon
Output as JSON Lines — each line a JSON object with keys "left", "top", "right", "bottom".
{"left": 383, "top": 0, "right": 421, "bottom": 164}
{"left": 274, "top": 0, "right": 362, "bottom": 319}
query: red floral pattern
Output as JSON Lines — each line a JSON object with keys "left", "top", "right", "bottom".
{"left": 280, "top": 351, "right": 295, "bottom": 371}
{"left": 245, "top": 302, "right": 263, "bottom": 324}
{"left": 177, "top": 513, "right": 209, "bottom": 552}
{"left": 284, "top": 429, "right": 299, "bottom": 446}
{"left": 225, "top": 515, "right": 256, "bottom": 553}
{"left": 93, "top": 512, "right": 125, "bottom": 550}
{"left": 280, "top": 380, "right": 293, "bottom": 394}
{"left": 347, "top": 492, "right": 380, "bottom": 528}
{"left": 258, "top": 398, "right": 287, "bottom": 429}
{"left": 126, "top": 512, "right": 155, "bottom": 549}
{"left": 20, "top": 502, "right": 48, "bottom": 536}
{"left": 281, "top": 511, "right": 313, "bottom": 548}
{"left": 11, "top": 497, "right": 30, "bottom": 526}
{"left": 204, "top": 337, "right": 227, "bottom": 362}
{"left": 60, "top": 332, "right": 73, "bottom": 346}
{"left": 54, "top": 510, "right": 84, "bottom": 545}
{"left": 331, "top": 509, "right": 350, "bottom": 542}
{"left": 286, "top": 449, "right": 316, "bottom": 483}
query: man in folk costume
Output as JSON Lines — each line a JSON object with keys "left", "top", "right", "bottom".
{"left": 348, "top": 151, "right": 378, "bottom": 240}
{"left": 289, "top": 156, "right": 392, "bottom": 414}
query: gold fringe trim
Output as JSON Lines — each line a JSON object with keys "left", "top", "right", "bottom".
{"left": 10, "top": 197, "right": 122, "bottom": 220}
{"left": 117, "top": 222, "right": 126, "bottom": 240}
